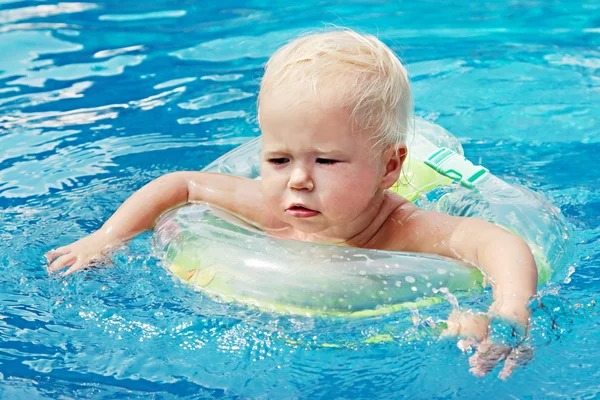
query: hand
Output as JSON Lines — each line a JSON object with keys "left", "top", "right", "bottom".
{"left": 465, "top": 336, "right": 533, "bottom": 380}
{"left": 46, "top": 233, "right": 116, "bottom": 276}
{"left": 443, "top": 310, "right": 533, "bottom": 379}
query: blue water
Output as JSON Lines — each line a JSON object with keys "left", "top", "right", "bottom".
{"left": 1, "top": 0, "right": 599, "bottom": 398}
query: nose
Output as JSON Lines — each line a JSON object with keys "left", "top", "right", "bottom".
{"left": 288, "top": 165, "right": 314, "bottom": 191}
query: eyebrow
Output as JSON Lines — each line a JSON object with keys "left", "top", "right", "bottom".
{"left": 262, "top": 149, "right": 289, "bottom": 156}
{"left": 264, "top": 146, "right": 346, "bottom": 153}
{"left": 262, "top": 141, "right": 350, "bottom": 156}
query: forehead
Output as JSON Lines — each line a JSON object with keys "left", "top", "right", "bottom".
{"left": 260, "top": 76, "right": 342, "bottom": 109}
{"left": 260, "top": 86, "right": 351, "bottom": 134}
{"left": 258, "top": 88, "right": 382, "bottom": 158}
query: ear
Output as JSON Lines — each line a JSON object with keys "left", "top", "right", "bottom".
{"left": 380, "top": 143, "right": 407, "bottom": 189}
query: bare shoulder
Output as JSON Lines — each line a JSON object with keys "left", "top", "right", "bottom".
{"left": 368, "top": 197, "right": 463, "bottom": 254}
{"left": 374, "top": 199, "right": 515, "bottom": 261}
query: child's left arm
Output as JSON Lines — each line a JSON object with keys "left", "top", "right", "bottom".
{"left": 445, "top": 217, "right": 538, "bottom": 325}
{"left": 386, "top": 206, "right": 538, "bottom": 324}
{"left": 382, "top": 205, "right": 538, "bottom": 377}
{"left": 443, "top": 216, "right": 537, "bottom": 378}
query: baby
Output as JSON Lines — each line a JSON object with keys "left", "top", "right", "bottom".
{"left": 47, "top": 29, "right": 538, "bottom": 379}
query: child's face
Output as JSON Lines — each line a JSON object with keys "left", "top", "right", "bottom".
{"left": 258, "top": 85, "right": 394, "bottom": 239}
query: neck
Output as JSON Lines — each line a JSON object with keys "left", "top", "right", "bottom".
{"left": 342, "top": 190, "right": 400, "bottom": 248}
{"left": 304, "top": 189, "right": 398, "bottom": 247}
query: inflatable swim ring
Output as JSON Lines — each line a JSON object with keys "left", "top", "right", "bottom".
{"left": 154, "top": 118, "right": 571, "bottom": 317}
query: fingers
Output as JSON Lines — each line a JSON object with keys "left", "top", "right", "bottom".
{"left": 456, "top": 339, "right": 478, "bottom": 351}
{"left": 46, "top": 241, "right": 107, "bottom": 276}
{"left": 47, "top": 252, "right": 100, "bottom": 276}
{"left": 45, "top": 246, "right": 70, "bottom": 263}
{"left": 498, "top": 356, "right": 516, "bottom": 381}
{"left": 450, "top": 312, "right": 534, "bottom": 379}
{"left": 467, "top": 341, "right": 533, "bottom": 379}
{"left": 62, "top": 259, "right": 86, "bottom": 277}
{"left": 468, "top": 342, "right": 509, "bottom": 377}
{"left": 498, "top": 346, "right": 534, "bottom": 380}
{"left": 47, "top": 252, "right": 77, "bottom": 274}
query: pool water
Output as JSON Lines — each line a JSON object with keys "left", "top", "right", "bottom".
{"left": 1, "top": 0, "right": 599, "bottom": 398}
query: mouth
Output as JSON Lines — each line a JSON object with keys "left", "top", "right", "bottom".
{"left": 285, "top": 204, "right": 319, "bottom": 218}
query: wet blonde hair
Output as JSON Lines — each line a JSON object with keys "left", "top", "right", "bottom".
{"left": 258, "top": 28, "right": 413, "bottom": 151}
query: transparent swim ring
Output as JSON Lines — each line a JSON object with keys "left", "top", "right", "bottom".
{"left": 153, "top": 118, "right": 571, "bottom": 317}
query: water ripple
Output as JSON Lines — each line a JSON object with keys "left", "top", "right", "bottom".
{"left": 1, "top": 103, "right": 125, "bottom": 130}
{"left": 0, "top": 2, "right": 97, "bottom": 24}
{"left": 0, "top": 0, "right": 599, "bottom": 397}
{"left": 0, "top": 132, "right": 253, "bottom": 198}
{"left": 154, "top": 77, "right": 197, "bottom": 90}
{"left": 178, "top": 89, "right": 253, "bottom": 110}
{"left": 170, "top": 29, "right": 301, "bottom": 62}
{"left": 8, "top": 54, "right": 146, "bottom": 88}
{"left": 0, "top": 30, "right": 82, "bottom": 80}
{"left": 131, "top": 86, "right": 186, "bottom": 111}
{"left": 178, "top": 111, "right": 249, "bottom": 125}
{"left": 201, "top": 74, "right": 243, "bottom": 82}
{"left": 0, "top": 22, "right": 75, "bottom": 33}
{"left": 98, "top": 10, "right": 186, "bottom": 22}
{"left": 0, "top": 80, "right": 92, "bottom": 110}
{"left": 545, "top": 52, "right": 600, "bottom": 70}
{"left": 93, "top": 45, "right": 145, "bottom": 59}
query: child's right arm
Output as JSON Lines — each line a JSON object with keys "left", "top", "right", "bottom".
{"left": 46, "top": 172, "right": 265, "bottom": 276}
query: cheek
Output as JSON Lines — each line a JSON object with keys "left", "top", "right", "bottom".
{"left": 261, "top": 170, "right": 283, "bottom": 204}
{"left": 319, "top": 168, "right": 377, "bottom": 207}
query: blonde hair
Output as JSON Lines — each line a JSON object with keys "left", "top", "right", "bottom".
{"left": 258, "top": 28, "right": 413, "bottom": 150}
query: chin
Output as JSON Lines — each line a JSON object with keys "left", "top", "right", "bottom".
{"left": 287, "top": 219, "right": 328, "bottom": 234}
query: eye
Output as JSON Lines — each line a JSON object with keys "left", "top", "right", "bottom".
{"left": 268, "top": 157, "right": 290, "bottom": 165}
{"left": 316, "top": 158, "right": 339, "bottom": 165}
